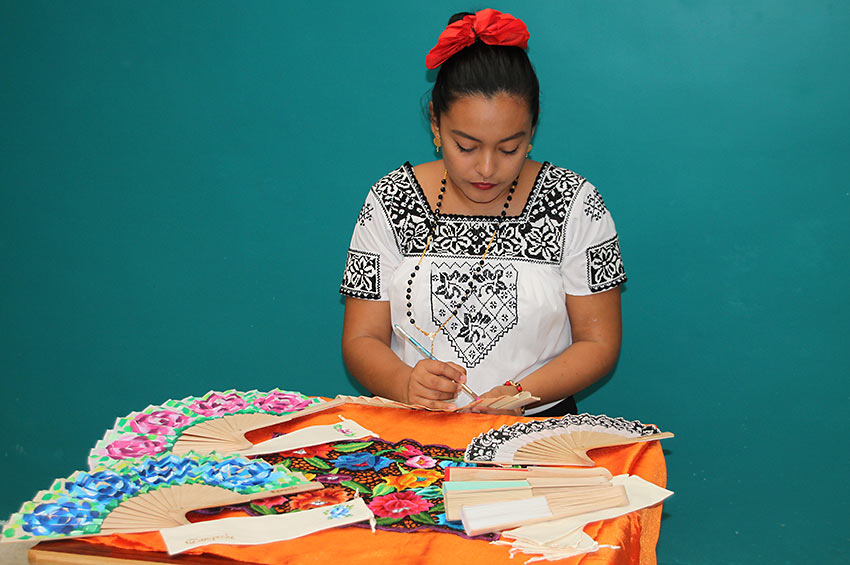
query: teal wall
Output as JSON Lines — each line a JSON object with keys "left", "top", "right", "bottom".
{"left": 2, "top": 1, "right": 847, "bottom": 562}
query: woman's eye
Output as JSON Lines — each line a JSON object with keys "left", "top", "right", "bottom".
{"left": 501, "top": 146, "right": 520, "bottom": 155}
{"left": 455, "top": 142, "right": 473, "bottom": 153}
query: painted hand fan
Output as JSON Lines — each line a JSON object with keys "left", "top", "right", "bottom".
{"left": 1, "top": 452, "right": 321, "bottom": 543}
{"left": 88, "top": 389, "right": 341, "bottom": 468}
{"left": 465, "top": 413, "right": 673, "bottom": 467}
{"left": 335, "top": 392, "right": 539, "bottom": 413}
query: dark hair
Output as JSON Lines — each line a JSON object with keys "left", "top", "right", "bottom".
{"left": 431, "top": 12, "right": 540, "bottom": 127}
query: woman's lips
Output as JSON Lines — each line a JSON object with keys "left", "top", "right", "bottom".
{"left": 471, "top": 182, "right": 496, "bottom": 190}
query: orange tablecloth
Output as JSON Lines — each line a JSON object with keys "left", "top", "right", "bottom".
{"left": 68, "top": 403, "right": 667, "bottom": 564}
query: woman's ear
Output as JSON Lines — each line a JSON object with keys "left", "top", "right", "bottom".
{"left": 429, "top": 101, "right": 439, "bottom": 138}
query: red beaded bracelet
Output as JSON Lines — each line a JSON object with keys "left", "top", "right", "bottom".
{"left": 504, "top": 380, "right": 523, "bottom": 393}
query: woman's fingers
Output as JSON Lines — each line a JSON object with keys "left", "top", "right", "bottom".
{"left": 407, "top": 359, "right": 468, "bottom": 407}
{"left": 442, "top": 361, "right": 467, "bottom": 383}
{"left": 412, "top": 360, "right": 464, "bottom": 392}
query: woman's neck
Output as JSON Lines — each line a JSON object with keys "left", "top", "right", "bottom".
{"left": 413, "top": 159, "right": 540, "bottom": 217}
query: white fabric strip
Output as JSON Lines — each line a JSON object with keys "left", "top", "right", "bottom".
{"left": 160, "top": 498, "right": 374, "bottom": 555}
{"left": 236, "top": 419, "right": 376, "bottom": 456}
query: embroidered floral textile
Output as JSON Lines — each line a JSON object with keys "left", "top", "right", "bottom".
{"left": 194, "top": 438, "right": 495, "bottom": 540}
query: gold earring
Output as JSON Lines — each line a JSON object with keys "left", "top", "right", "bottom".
{"left": 526, "top": 143, "right": 533, "bottom": 157}
{"left": 433, "top": 136, "right": 442, "bottom": 152}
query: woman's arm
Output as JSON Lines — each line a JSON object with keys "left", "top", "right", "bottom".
{"left": 474, "top": 287, "right": 622, "bottom": 409}
{"left": 341, "top": 297, "right": 468, "bottom": 409}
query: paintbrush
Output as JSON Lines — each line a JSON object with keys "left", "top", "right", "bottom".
{"left": 392, "top": 323, "right": 478, "bottom": 399}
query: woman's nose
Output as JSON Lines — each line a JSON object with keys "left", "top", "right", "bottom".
{"left": 475, "top": 151, "right": 495, "bottom": 179}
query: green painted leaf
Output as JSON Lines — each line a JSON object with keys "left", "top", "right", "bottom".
{"left": 410, "top": 512, "right": 436, "bottom": 525}
{"left": 333, "top": 442, "right": 374, "bottom": 452}
{"left": 304, "top": 457, "right": 331, "bottom": 469}
{"left": 375, "top": 517, "right": 403, "bottom": 526}
{"left": 371, "top": 483, "right": 395, "bottom": 497}
{"left": 429, "top": 503, "right": 445, "bottom": 513}
{"left": 340, "top": 480, "right": 370, "bottom": 494}
{"left": 249, "top": 503, "right": 275, "bottom": 515}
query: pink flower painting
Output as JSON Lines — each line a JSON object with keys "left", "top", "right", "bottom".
{"left": 252, "top": 391, "right": 313, "bottom": 414}
{"left": 105, "top": 436, "right": 168, "bottom": 459}
{"left": 190, "top": 393, "right": 248, "bottom": 417}
{"left": 130, "top": 410, "right": 193, "bottom": 435}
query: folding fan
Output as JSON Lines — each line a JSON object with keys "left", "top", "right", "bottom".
{"left": 335, "top": 392, "right": 539, "bottom": 413}
{"left": 459, "top": 485, "right": 630, "bottom": 536}
{"left": 465, "top": 413, "right": 673, "bottom": 466}
{"left": 88, "top": 389, "right": 342, "bottom": 468}
{"left": 1, "top": 452, "right": 321, "bottom": 543}
{"left": 443, "top": 475, "right": 617, "bottom": 521}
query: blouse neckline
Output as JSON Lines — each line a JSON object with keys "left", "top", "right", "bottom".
{"left": 401, "top": 161, "right": 550, "bottom": 223}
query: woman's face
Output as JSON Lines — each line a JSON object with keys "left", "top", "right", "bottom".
{"left": 431, "top": 93, "right": 534, "bottom": 212}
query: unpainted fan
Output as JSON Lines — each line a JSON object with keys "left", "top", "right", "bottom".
{"left": 465, "top": 413, "right": 673, "bottom": 466}
{"left": 443, "top": 466, "right": 616, "bottom": 521}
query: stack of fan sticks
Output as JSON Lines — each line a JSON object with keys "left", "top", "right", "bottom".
{"left": 442, "top": 466, "right": 629, "bottom": 536}
{"left": 450, "top": 414, "right": 675, "bottom": 536}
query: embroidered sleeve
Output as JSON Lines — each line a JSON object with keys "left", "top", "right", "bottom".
{"left": 559, "top": 181, "right": 627, "bottom": 294}
{"left": 340, "top": 189, "right": 401, "bottom": 300}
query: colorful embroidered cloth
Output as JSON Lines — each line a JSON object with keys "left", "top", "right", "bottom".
{"left": 194, "top": 438, "right": 489, "bottom": 539}
{"left": 65, "top": 403, "right": 667, "bottom": 565}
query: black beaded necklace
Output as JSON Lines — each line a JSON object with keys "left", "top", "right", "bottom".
{"left": 406, "top": 170, "right": 517, "bottom": 353}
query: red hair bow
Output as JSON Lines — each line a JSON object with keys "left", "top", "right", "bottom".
{"left": 425, "top": 9, "right": 530, "bottom": 69}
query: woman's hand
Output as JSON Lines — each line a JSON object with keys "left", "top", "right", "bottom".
{"left": 405, "top": 359, "right": 467, "bottom": 410}
{"left": 467, "top": 385, "right": 524, "bottom": 416}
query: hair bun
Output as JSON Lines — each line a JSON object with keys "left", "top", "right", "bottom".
{"left": 448, "top": 12, "right": 474, "bottom": 25}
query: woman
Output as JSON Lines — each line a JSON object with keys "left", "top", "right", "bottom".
{"left": 340, "top": 9, "right": 626, "bottom": 416}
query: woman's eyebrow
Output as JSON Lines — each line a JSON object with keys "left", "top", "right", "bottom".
{"left": 450, "top": 129, "right": 527, "bottom": 143}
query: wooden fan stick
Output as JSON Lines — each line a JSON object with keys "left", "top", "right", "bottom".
{"left": 335, "top": 393, "right": 539, "bottom": 413}
{"left": 575, "top": 431, "right": 675, "bottom": 451}
{"left": 505, "top": 432, "right": 675, "bottom": 467}
{"left": 460, "top": 485, "right": 629, "bottom": 536}
{"left": 445, "top": 466, "right": 613, "bottom": 481}
{"left": 444, "top": 482, "right": 618, "bottom": 521}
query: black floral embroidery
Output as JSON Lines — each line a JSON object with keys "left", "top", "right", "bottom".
{"left": 584, "top": 187, "right": 608, "bottom": 221}
{"left": 357, "top": 202, "right": 373, "bottom": 226}
{"left": 431, "top": 262, "right": 519, "bottom": 367}
{"left": 457, "top": 311, "right": 492, "bottom": 343}
{"left": 341, "top": 249, "right": 381, "bottom": 299}
{"left": 586, "top": 236, "right": 626, "bottom": 292}
{"left": 368, "top": 163, "right": 584, "bottom": 263}
{"left": 434, "top": 270, "right": 471, "bottom": 302}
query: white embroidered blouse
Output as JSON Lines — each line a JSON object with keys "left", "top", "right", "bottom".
{"left": 340, "top": 162, "right": 626, "bottom": 413}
